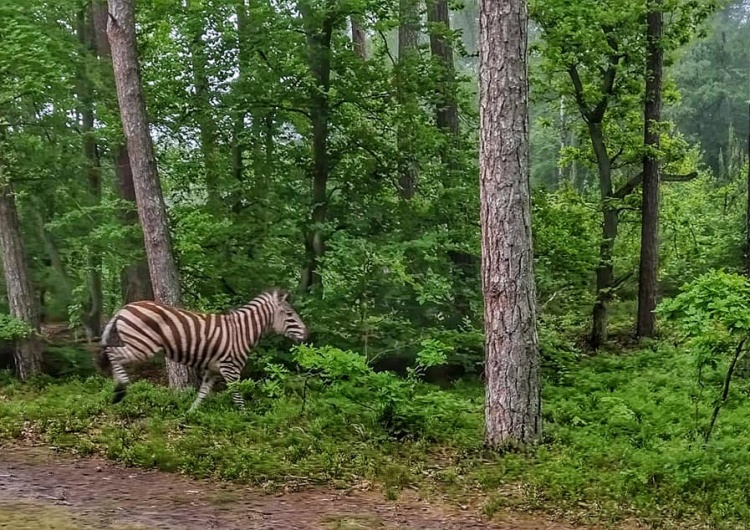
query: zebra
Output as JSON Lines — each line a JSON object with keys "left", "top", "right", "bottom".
{"left": 95, "top": 289, "right": 309, "bottom": 411}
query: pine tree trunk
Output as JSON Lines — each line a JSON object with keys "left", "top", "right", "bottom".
{"left": 397, "top": 0, "right": 420, "bottom": 199}
{"left": 107, "top": 0, "right": 193, "bottom": 390}
{"left": 479, "top": 0, "right": 541, "bottom": 447}
{"left": 0, "top": 175, "right": 42, "bottom": 381}
{"left": 637, "top": 0, "right": 663, "bottom": 338}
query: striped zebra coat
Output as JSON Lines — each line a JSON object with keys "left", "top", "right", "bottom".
{"left": 97, "top": 289, "right": 309, "bottom": 410}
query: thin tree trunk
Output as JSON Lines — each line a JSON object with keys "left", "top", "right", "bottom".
{"left": 397, "top": 0, "right": 420, "bottom": 199}
{"left": 479, "top": 0, "right": 541, "bottom": 446}
{"left": 107, "top": 0, "right": 193, "bottom": 390}
{"left": 93, "top": 0, "right": 153, "bottom": 304}
{"left": 588, "top": 121, "right": 617, "bottom": 349}
{"left": 78, "top": 7, "right": 103, "bottom": 340}
{"left": 427, "top": 0, "right": 459, "bottom": 136}
{"left": 0, "top": 160, "right": 42, "bottom": 380}
{"left": 351, "top": 15, "right": 367, "bottom": 59}
{"left": 300, "top": 3, "right": 333, "bottom": 292}
{"left": 637, "top": 0, "right": 663, "bottom": 338}
{"left": 746, "top": 16, "right": 750, "bottom": 276}
{"left": 186, "top": 0, "right": 220, "bottom": 208}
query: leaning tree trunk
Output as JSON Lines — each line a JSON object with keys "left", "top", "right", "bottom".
{"left": 92, "top": 0, "right": 153, "bottom": 304}
{"left": 636, "top": 0, "right": 663, "bottom": 338}
{"left": 0, "top": 176, "right": 43, "bottom": 381}
{"left": 107, "top": 0, "right": 193, "bottom": 390}
{"left": 479, "top": 0, "right": 541, "bottom": 446}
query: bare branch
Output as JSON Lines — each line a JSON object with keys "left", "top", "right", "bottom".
{"left": 613, "top": 171, "right": 698, "bottom": 200}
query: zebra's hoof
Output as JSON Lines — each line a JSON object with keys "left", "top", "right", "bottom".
{"left": 112, "top": 385, "right": 127, "bottom": 404}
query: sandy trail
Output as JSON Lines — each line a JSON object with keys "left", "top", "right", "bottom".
{"left": 0, "top": 444, "right": 580, "bottom": 529}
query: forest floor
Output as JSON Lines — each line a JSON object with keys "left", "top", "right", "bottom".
{"left": 0, "top": 444, "right": 586, "bottom": 530}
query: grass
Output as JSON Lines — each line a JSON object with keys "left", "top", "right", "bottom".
{"left": 2, "top": 342, "right": 750, "bottom": 528}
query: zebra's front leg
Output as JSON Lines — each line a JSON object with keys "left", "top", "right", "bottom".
{"left": 219, "top": 363, "right": 245, "bottom": 410}
{"left": 188, "top": 371, "right": 219, "bottom": 412}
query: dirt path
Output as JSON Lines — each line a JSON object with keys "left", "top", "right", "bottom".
{"left": 0, "top": 444, "right": 582, "bottom": 530}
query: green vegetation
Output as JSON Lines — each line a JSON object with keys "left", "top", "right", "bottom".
{"left": 1, "top": 0, "right": 750, "bottom": 526}
{"left": 5, "top": 336, "right": 750, "bottom": 527}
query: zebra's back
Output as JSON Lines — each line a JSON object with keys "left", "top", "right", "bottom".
{"left": 112, "top": 301, "right": 232, "bottom": 369}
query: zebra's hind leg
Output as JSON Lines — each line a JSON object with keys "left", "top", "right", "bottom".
{"left": 219, "top": 363, "right": 245, "bottom": 410}
{"left": 107, "top": 346, "right": 133, "bottom": 404}
{"left": 188, "top": 371, "right": 219, "bottom": 412}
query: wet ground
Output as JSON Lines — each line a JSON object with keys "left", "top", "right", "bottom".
{"left": 0, "top": 444, "right": 580, "bottom": 529}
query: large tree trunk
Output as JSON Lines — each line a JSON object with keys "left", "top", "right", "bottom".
{"left": 92, "top": 0, "right": 153, "bottom": 304}
{"left": 479, "top": 0, "right": 541, "bottom": 446}
{"left": 0, "top": 174, "right": 42, "bottom": 381}
{"left": 107, "top": 0, "right": 193, "bottom": 390}
{"left": 396, "top": 0, "right": 420, "bottom": 199}
{"left": 299, "top": 3, "right": 333, "bottom": 292}
{"left": 637, "top": 0, "right": 663, "bottom": 338}
{"left": 78, "top": 7, "right": 104, "bottom": 340}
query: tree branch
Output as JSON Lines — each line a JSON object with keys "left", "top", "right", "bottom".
{"left": 566, "top": 65, "right": 591, "bottom": 121}
{"left": 612, "top": 171, "right": 698, "bottom": 200}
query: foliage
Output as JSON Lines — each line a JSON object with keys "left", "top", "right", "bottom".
{"left": 4, "top": 344, "right": 750, "bottom": 527}
{"left": 0, "top": 314, "right": 34, "bottom": 342}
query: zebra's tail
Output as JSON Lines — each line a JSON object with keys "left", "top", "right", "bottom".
{"left": 95, "top": 315, "right": 119, "bottom": 374}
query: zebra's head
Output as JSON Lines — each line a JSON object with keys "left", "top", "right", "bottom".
{"left": 270, "top": 289, "right": 309, "bottom": 343}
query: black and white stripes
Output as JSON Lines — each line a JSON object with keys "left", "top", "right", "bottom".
{"left": 97, "top": 289, "right": 308, "bottom": 410}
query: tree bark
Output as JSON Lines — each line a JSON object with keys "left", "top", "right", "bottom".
{"left": 479, "top": 0, "right": 541, "bottom": 446}
{"left": 0, "top": 166, "right": 43, "bottom": 380}
{"left": 637, "top": 0, "right": 663, "bottom": 338}
{"left": 93, "top": 0, "right": 153, "bottom": 304}
{"left": 299, "top": 3, "right": 333, "bottom": 292}
{"left": 351, "top": 16, "right": 367, "bottom": 59}
{"left": 107, "top": 0, "right": 193, "bottom": 390}
{"left": 397, "top": 0, "right": 420, "bottom": 199}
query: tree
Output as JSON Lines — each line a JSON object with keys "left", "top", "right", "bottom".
{"left": 92, "top": 0, "right": 153, "bottom": 303}
{"left": 107, "top": 0, "right": 193, "bottom": 390}
{"left": 0, "top": 161, "right": 43, "bottom": 381}
{"left": 396, "top": 0, "right": 420, "bottom": 199}
{"left": 479, "top": 0, "right": 541, "bottom": 445}
{"left": 351, "top": 15, "right": 367, "bottom": 59}
{"left": 637, "top": 0, "right": 664, "bottom": 338}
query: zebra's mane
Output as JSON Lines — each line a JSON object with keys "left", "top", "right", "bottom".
{"left": 223, "top": 289, "right": 285, "bottom": 315}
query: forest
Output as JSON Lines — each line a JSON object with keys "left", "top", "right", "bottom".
{"left": 1, "top": 0, "right": 750, "bottom": 527}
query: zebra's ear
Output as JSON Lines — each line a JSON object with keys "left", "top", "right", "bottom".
{"left": 276, "top": 288, "right": 290, "bottom": 303}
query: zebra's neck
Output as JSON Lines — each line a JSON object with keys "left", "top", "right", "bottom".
{"left": 230, "top": 294, "right": 276, "bottom": 348}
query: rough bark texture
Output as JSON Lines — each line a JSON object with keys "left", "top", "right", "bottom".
{"left": 397, "top": 0, "right": 420, "bottom": 199}
{"left": 107, "top": 0, "right": 192, "bottom": 390}
{"left": 300, "top": 3, "right": 333, "bottom": 292}
{"left": 637, "top": 0, "right": 663, "bottom": 338}
{"left": 0, "top": 177, "right": 43, "bottom": 381}
{"left": 351, "top": 16, "right": 367, "bottom": 59}
{"left": 479, "top": 0, "right": 541, "bottom": 446}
